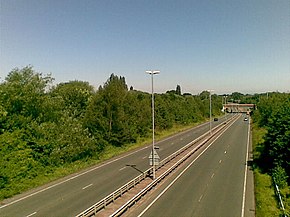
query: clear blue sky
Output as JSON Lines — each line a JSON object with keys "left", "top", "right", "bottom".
{"left": 1, "top": 0, "right": 289, "bottom": 94}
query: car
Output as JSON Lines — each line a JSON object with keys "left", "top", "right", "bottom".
{"left": 244, "top": 117, "right": 248, "bottom": 121}
{"left": 214, "top": 118, "right": 218, "bottom": 121}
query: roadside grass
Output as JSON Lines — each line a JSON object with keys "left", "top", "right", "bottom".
{"left": 1, "top": 121, "right": 203, "bottom": 201}
{"left": 254, "top": 169, "right": 282, "bottom": 217}
{"left": 252, "top": 123, "right": 288, "bottom": 216}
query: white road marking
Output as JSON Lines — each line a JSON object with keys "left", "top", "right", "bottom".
{"left": 26, "top": 212, "right": 37, "bottom": 217}
{"left": 211, "top": 173, "right": 215, "bottom": 179}
{"left": 142, "top": 156, "right": 147, "bottom": 159}
{"left": 198, "top": 194, "right": 203, "bottom": 202}
{"left": 241, "top": 117, "right": 250, "bottom": 217}
{"left": 138, "top": 119, "right": 237, "bottom": 217}
{"left": 219, "top": 160, "right": 222, "bottom": 163}
{"left": 119, "top": 166, "right": 127, "bottom": 171}
{"left": 82, "top": 184, "right": 93, "bottom": 190}
{"left": 224, "top": 150, "right": 227, "bottom": 154}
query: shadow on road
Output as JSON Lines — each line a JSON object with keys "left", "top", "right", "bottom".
{"left": 126, "top": 164, "right": 144, "bottom": 174}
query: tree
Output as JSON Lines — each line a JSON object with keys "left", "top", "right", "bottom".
{"left": 51, "top": 81, "right": 94, "bottom": 118}
{"left": 176, "top": 85, "right": 181, "bottom": 95}
{"left": 261, "top": 100, "right": 290, "bottom": 175}
{"left": 231, "top": 92, "right": 244, "bottom": 102}
{"left": 199, "top": 90, "right": 209, "bottom": 100}
{"left": 84, "top": 74, "right": 132, "bottom": 146}
{"left": 0, "top": 66, "right": 53, "bottom": 121}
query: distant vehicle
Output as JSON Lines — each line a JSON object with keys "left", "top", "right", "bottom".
{"left": 244, "top": 117, "right": 248, "bottom": 121}
{"left": 214, "top": 118, "right": 218, "bottom": 121}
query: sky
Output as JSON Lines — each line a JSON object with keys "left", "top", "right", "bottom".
{"left": 1, "top": 0, "right": 289, "bottom": 94}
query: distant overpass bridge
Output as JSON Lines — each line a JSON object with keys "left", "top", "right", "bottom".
{"left": 223, "top": 103, "right": 256, "bottom": 113}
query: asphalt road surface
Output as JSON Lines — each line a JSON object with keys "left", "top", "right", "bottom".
{"left": 128, "top": 115, "right": 255, "bottom": 217}
{"left": 0, "top": 116, "right": 231, "bottom": 217}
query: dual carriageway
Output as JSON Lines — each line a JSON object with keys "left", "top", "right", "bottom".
{"left": 0, "top": 114, "right": 255, "bottom": 217}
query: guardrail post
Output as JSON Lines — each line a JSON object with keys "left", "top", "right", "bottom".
{"left": 273, "top": 177, "right": 287, "bottom": 217}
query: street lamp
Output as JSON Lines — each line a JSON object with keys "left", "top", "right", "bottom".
{"left": 224, "top": 95, "right": 228, "bottom": 120}
{"left": 208, "top": 90, "right": 214, "bottom": 135}
{"left": 146, "top": 70, "right": 160, "bottom": 180}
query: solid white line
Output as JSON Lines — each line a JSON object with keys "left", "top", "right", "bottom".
{"left": 26, "top": 212, "right": 37, "bottom": 217}
{"left": 138, "top": 119, "right": 237, "bottom": 217}
{"left": 82, "top": 184, "right": 93, "bottom": 190}
{"left": 241, "top": 118, "right": 250, "bottom": 217}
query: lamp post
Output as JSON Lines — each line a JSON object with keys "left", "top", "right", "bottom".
{"left": 146, "top": 70, "right": 160, "bottom": 180}
{"left": 208, "top": 90, "right": 214, "bottom": 135}
{"left": 224, "top": 95, "right": 227, "bottom": 120}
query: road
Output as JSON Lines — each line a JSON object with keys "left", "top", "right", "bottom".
{"left": 128, "top": 115, "right": 255, "bottom": 217}
{"left": 0, "top": 116, "right": 230, "bottom": 217}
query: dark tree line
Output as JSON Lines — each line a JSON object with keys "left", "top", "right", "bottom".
{"left": 0, "top": 66, "right": 223, "bottom": 199}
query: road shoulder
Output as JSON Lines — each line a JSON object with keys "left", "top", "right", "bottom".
{"left": 245, "top": 120, "right": 256, "bottom": 217}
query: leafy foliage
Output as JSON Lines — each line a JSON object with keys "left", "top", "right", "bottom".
{"left": 252, "top": 93, "right": 290, "bottom": 185}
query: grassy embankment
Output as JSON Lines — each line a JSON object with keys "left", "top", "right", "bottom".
{"left": 252, "top": 122, "right": 289, "bottom": 217}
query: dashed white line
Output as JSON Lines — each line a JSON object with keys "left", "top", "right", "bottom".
{"left": 211, "top": 173, "right": 215, "bottom": 179}
{"left": 142, "top": 156, "right": 147, "bottom": 159}
{"left": 82, "top": 184, "right": 93, "bottom": 190}
{"left": 198, "top": 194, "right": 204, "bottom": 202}
{"left": 26, "top": 212, "right": 37, "bottom": 217}
{"left": 224, "top": 150, "right": 227, "bottom": 154}
{"left": 219, "top": 160, "right": 222, "bottom": 163}
{"left": 119, "top": 166, "right": 127, "bottom": 171}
